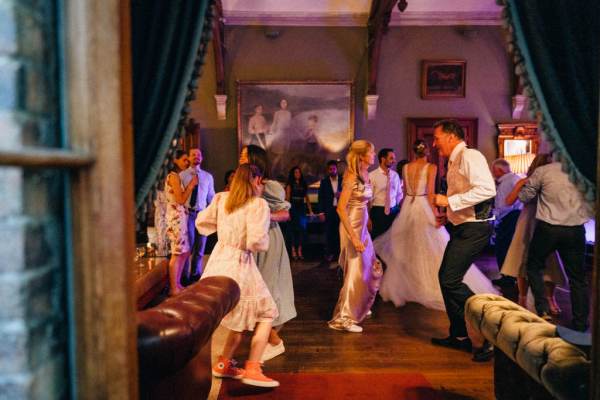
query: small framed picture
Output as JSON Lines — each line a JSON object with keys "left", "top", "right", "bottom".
{"left": 421, "top": 60, "right": 466, "bottom": 99}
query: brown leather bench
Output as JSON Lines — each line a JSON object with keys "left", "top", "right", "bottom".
{"left": 138, "top": 276, "right": 240, "bottom": 400}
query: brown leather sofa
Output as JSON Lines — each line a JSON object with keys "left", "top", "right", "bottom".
{"left": 138, "top": 276, "right": 240, "bottom": 400}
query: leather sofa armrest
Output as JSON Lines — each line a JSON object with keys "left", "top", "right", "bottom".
{"left": 137, "top": 276, "right": 240, "bottom": 379}
{"left": 466, "top": 294, "right": 590, "bottom": 400}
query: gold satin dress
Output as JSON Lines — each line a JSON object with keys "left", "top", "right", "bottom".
{"left": 329, "top": 180, "right": 383, "bottom": 329}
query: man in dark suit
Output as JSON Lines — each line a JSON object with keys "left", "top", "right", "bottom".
{"left": 318, "top": 160, "right": 342, "bottom": 263}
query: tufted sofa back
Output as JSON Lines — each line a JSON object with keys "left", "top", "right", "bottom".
{"left": 466, "top": 294, "right": 589, "bottom": 400}
{"left": 137, "top": 276, "right": 240, "bottom": 399}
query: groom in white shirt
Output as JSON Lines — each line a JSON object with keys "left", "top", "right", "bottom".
{"left": 430, "top": 120, "right": 496, "bottom": 354}
{"left": 368, "top": 148, "right": 403, "bottom": 239}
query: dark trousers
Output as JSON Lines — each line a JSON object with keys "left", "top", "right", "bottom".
{"left": 439, "top": 221, "right": 492, "bottom": 337}
{"left": 369, "top": 205, "right": 399, "bottom": 240}
{"left": 495, "top": 209, "right": 521, "bottom": 269}
{"left": 527, "top": 220, "right": 588, "bottom": 330}
{"left": 185, "top": 210, "right": 207, "bottom": 281}
{"left": 324, "top": 211, "right": 340, "bottom": 258}
{"left": 289, "top": 207, "right": 307, "bottom": 248}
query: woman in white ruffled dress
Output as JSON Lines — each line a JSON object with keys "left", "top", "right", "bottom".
{"left": 197, "top": 164, "right": 280, "bottom": 388}
{"left": 374, "top": 140, "right": 497, "bottom": 311}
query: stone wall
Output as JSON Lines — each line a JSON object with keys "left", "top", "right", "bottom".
{"left": 0, "top": 1, "right": 68, "bottom": 398}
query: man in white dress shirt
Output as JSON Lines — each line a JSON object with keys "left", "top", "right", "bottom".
{"left": 368, "top": 148, "right": 403, "bottom": 239}
{"left": 431, "top": 120, "right": 496, "bottom": 354}
{"left": 179, "top": 148, "right": 215, "bottom": 283}
{"left": 490, "top": 159, "right": 522, "bottom": 287}
{"left": 518, "top": 160, "right": 593, "bottom": 331}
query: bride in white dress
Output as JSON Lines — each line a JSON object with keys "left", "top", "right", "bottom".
{"left": 373, "top": 140, "right": 497, "bottom": 311}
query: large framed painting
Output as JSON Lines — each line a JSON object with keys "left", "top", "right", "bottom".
{"left": 407, "top": 117, "right": 478, "bottom": 191}
{"left": 237, "top": 81, "right": 354, "bottom": 184}
{"left": 421, "top": 60, "right": 466, "bottom": 99}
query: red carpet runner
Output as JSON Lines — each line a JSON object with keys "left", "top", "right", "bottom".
{"left": 218, "top": 372, "right": 439, "bottom": 399}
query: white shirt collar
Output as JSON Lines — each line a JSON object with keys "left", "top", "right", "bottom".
{"left": 449, "top": 141, "right": 467, "bottom": 164}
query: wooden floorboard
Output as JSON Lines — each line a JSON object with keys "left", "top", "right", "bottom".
{"left": 234, "top": 258, "right": 497, "bottom": 399}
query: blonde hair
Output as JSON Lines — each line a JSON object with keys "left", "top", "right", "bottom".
{"left": 225, "top": 164, "right": 262, "bottom": 213}
{"left": 346, "top": 140, "right": 374, "bottom": 183}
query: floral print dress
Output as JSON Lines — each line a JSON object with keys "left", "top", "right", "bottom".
{"left": 165, "top": 171, "right": 190, "bottom": 255}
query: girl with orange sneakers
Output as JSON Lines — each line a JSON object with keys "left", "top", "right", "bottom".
{"left": 196, "top": 164, "right": 279, "bottom": 388}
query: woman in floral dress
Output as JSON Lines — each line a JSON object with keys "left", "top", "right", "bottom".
{"left": 164, "top": 150, "right": 197, "bottom": 296}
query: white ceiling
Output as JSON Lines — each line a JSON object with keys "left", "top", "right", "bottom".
{"left": 221, "top": 0, "right": 503, "bottom": 26}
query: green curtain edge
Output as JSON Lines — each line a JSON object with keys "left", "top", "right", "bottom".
{"left": 500, "top": 0, "right": 596, "bottom": 202}
{"left": 134, "top": 1, "right": 213, "bottom": 211}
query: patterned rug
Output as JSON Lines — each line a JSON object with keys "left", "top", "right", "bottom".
{"left": 218, "top": 372, "right": 439, "bottom": 399}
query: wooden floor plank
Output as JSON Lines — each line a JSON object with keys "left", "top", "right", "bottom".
{"left": 226, "top": 258, "right": 496, "bottom": 399}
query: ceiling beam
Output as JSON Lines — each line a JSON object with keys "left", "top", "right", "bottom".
{"left": 367, "top": 0, "right": 398, "bottom": 95}
{"left": 212, "top": 0, "right": 225, "bottom": 95}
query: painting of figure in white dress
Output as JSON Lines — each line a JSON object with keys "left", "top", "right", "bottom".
{"left": 237, "top": 82, "right": 354, "bottom": 184}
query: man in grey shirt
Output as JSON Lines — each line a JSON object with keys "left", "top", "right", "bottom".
{"left": 518, "top": 161, "right": 593, "bottom": 331}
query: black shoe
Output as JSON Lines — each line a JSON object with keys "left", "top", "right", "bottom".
{"left": 431, "top": 336, "right": 472, "bottom": 352}
{"left": 472, "top": 341, "right": 494, "bottom": 362}
{"left": 491, "top": 275, "right": 516, "bottom": 287}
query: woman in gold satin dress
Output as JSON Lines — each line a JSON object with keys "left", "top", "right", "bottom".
{"left": 329, "top": 140, "right": 383, "bottom": 333}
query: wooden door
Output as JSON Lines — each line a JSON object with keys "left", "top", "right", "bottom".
{"left": 406, "top": 117, "right": 478, "bottom": 191}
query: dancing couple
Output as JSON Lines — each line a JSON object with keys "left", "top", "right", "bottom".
{"left": 330, "top": 121, "right": 497, "bottom": 361}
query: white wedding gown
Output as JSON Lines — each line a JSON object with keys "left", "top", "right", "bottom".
{"left": 373, "top": 164, "right": 498, "bottom": 311}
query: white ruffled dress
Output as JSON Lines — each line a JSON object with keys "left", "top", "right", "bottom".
{"left": 196, "top": 192, "right": 278, "bottom": 332}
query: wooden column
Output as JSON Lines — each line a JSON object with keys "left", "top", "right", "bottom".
{"left": 366, "top": 0, "right": 398, "bottom": 119}
{"left": 212, "top": 0, "right": 225, "bottom": 95}
{"left": 367, "top": 0, "right": 397, "bottom": 95}
{"left": 66, "top": 0, "right": 138, "bottom": 398}
{"left": 212, "top": 0, "right": 228, "bottom": 120}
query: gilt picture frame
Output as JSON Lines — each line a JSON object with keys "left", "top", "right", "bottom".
{"left": 237, "top": 81, "right": 354, "bottom": 184}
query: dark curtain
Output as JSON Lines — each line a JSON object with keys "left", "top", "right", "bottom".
{"left": 131, "top": 0, "right": 213, "bottom": 209}
{"left": 503, "top": 0, "right": 599, "bottom": 200}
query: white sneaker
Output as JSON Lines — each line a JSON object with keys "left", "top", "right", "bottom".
{"left": 260, "top": 341, "right": 285, "bottom": 362}
{"left": 328, "top": 323, "right": 363, "bottom": 333}
{"left": 346, "top": 324, "right": 363, "bottom": 333}
{"left": 366, "top": 310, "right": 373, "bottom": 318}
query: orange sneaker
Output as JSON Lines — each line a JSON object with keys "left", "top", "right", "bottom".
{"left": 212, "top": 356, "right": 244, "bottom": 379}
{"left": 241, "top": 361, "right": 280, "bottom": 388}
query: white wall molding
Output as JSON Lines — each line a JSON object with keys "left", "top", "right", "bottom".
{"left": 222, "top": 10, "right": 501, "bottom": 27}
{"left": 214, "top": 94, "right": 227, "bottom": 120}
